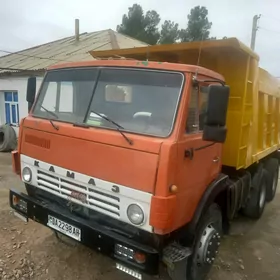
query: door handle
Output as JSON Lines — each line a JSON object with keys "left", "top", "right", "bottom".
{"left": 213, "top": 157, "right": 220, "bottom": 163}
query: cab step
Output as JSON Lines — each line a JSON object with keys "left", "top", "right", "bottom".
{"left": 162, "top": 243, "right": 192, "bottom": 280}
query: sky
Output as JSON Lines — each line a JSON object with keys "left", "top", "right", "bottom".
{"left": 0, "top": 0, "right": 279, "bottom": 76}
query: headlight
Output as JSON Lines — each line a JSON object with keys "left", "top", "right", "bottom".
{"left": 127, "top": 204, "right": 144, "bottom": 225}
{"left": 22, "top": 167, "right": 32, "bottom": 182}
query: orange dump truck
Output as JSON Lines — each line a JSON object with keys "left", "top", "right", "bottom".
{"left": 10, "top": 38, "right": 280, "bottom": 280}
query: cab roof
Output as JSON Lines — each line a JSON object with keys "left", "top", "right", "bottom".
{"left": 48, "top": 59, "right": 225, "bottom": 82}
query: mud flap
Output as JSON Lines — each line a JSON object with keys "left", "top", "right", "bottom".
{"left": 163, "top": 243, "right": 192, "bottom": 280}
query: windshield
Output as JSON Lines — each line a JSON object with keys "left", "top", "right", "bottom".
{"left": 32, "top": 67, "right": 183, "bottom": 137}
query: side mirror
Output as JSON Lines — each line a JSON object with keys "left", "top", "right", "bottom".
{"left": 26, "top": 77, "right": 37, "bottom": 113}
{"left": 202, "top": 85, "right": 230, "bottom": 143}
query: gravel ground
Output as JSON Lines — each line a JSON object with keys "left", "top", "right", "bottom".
{"left": 1, "top": 152, "right": 280, "bottom": 280}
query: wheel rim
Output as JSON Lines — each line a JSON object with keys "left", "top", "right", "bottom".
{"left": 195, "top": 223, "right": 221, "bottom": 267}
{"left": 259, "top": 182, "right": 266, "bottom": 209}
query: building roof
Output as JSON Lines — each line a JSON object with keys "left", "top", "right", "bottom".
{"left": 0, "top": 29, "right": 148, "bottom": 76}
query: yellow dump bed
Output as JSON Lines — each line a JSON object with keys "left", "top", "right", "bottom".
{"left": 90, "top": 38, "right": 280, "bottom": 170}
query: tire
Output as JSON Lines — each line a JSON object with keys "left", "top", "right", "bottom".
{"left": 264, "top": 158, "right": 279, "bottom": 202}
{"left": 0, "top": 125, "right": 17, "bottom": 152}
{"left": 186, "top": 203, "right": 223, "bottom": 280}
{"left": 243, "top": 168, "right": 267, "bottom": 219}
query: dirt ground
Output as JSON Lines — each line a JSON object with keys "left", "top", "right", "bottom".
{"left": 1, "top": 153, "right": 280, "bottom": 280}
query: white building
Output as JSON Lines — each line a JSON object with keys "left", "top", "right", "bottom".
{"left": 0, "top": 20, "right": 147, "bottom": 135}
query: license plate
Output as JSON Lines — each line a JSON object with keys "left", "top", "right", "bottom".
{"left": 47, "top": 215, "right": 81, "bottom": 241}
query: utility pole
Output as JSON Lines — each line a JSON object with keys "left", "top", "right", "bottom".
{"left": 250, "top": 14, "right": 261, "bottom": 51}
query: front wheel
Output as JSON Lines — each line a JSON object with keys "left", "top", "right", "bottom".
{"left": 186, "top": 203, "right": 223, "bottom": 280}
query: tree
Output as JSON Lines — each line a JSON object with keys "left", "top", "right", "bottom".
{"left": 117, "top": 4, "right": 160, "bottom": 45}
{"left": 143, "top": 10, "right": 161, "bottom": 44}
{"left": 158, "top": 20, "right": 179, "bottom": 44}
{"left": 180, "top": 6, "right": 212, "bottom": 42}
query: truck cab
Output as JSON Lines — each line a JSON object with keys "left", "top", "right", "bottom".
{"left": 10, "top": 58, "right": 229, "bottom": 280}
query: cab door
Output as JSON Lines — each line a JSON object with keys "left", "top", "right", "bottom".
{"left": 175, "top": 84, "right": 222, "bottom": 224}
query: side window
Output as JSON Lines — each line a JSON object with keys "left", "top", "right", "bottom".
{"left": 59, "top": 82, "right": 74, "bottom": 112}
{"left": 199, "top": 86, "right": 209, "bottom": 130}
{"left": 40, "top": 82, "right": 74, "bottom": 113}
{"left": 186, "top": 85, "right": 209, "bottom": 133}
{"left": 186, "top": 86, "right": 199, "bottom": 133}
{"left": 40, "top": 82, "right": 57, "bottom": 112}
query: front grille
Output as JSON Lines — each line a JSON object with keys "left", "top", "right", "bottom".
{"left": 36, "top": 170, "right": 120, "bottom": 218}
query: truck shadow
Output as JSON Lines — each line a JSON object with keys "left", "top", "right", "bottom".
{"left": 209, "top": 193, "right": 280, "bottom": 280}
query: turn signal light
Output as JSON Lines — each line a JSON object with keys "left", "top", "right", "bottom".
{"left": 133, "top": 252, "right": 146, "bottom": 264}
{"left": 169, "top": 185, "right": 178, "bottom": 193}
{"left": 12, "top": 195, "right": 27, "bottom": 213}
{"left": 12, "top": 195, "right": 19, "bottom": 206}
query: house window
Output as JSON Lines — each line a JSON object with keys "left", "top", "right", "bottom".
{"left": 4, "top": 92, "right": 19, "bottom": 125}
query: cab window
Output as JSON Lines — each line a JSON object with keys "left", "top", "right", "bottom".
{"left": 186, "top": 85, "right": 209, "bottom": 133}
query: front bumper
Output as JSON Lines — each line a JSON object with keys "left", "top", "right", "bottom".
{"left": 9, "top": 189, "right": 161, "bottom": 279}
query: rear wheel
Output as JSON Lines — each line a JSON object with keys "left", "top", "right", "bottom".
{"left": 186, "top": 203, "right": 222, "bottom": 280}
{"left": 243, "top": 168, "right": 267, "bottom": 219}
{"left": 264, "top": 158, "right": 279, "bottom": 202}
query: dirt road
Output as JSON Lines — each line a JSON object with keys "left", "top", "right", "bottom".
{"left": 1, "top": 152, "right": 280, "bottom": 280}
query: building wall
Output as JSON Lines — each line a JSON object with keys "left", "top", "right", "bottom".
{"left": 0, "top": 76, "right": 43, "bottom": 135}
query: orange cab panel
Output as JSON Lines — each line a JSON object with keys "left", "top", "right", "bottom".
{"left": 20, "top": 124, "right": 161, "bottom": 194}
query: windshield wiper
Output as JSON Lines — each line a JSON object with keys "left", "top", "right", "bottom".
{"left": 40, "top": 105, "right": 59, "bottom": 131}
{"left": 90, "top": 110, "right": 133, "bottom": 145}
